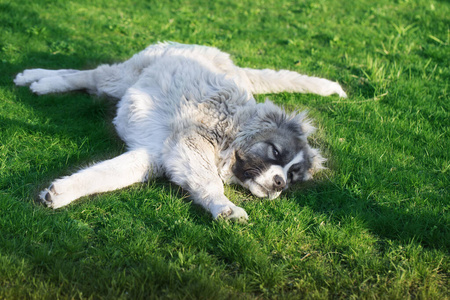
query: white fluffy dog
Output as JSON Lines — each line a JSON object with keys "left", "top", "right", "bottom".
{"left": 14, "top": 42, "right": 346, "bottom": 222}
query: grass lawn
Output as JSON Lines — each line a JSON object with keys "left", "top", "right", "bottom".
{"left": 1, "top": 0, "right": 448, "bottom": 298}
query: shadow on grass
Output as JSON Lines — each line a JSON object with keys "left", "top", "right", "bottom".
{"left": 289, "top": 178, "right": 449, "bottom": 251}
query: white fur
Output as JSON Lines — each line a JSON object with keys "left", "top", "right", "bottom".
{"left": 15, "top": 42, "right": 346, "bottom": 221}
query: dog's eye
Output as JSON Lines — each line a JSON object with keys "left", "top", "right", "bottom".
{"left": 272, "top": 147, "right": 281, "bottom": 160}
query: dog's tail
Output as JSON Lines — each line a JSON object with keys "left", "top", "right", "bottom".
{"left": 242, "top": 68, "right": 347, "bottom": 98}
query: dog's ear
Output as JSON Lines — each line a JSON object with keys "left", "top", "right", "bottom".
{"left": 282, "top": 110, "right": 316, "bottom": 142}
{"left": 254, "top": 100, "right": 285, "bottom": 128}
{"left": 255, "top": 100, "right": 316, "bottom": 139}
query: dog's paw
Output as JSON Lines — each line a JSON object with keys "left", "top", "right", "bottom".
{"left": 324, "top": 81, "right": 347, "bottom": 98}
{"left": 39, "top": 184, "right": 73, "bottom": 209}
{"left": 14, "top": 69, "right": 47, "bottom": 86}
{"left": 212, "top": 204, "right": 248, "bottom": 223}
{"left": 334, "top": 84, "right": 348, "bottom": 98}
{"left": 14, "top": 71, "right": 33, "bottom": 86}
{"left": 30, "top": 77, "right": 68, "bottom": 95}
{"left": 308, "top": 77, "right": 347, "bottom": 98}
{"left": 39, "top": 184, "right": 57, "bottom": 208}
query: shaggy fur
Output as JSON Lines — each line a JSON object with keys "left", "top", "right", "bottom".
{"left": 14, "top": 42, "right": 346, "bottom": 221}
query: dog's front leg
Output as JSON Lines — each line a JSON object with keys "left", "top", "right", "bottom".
{"left": 164, "top": 136, "right": 248, "bottom": 222}
{"left": 40, "top": 149, "right": 153, "bottom": 209}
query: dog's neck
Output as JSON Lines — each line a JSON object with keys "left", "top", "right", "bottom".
{"left": 216, "top": 105, "right": 260, "bottom": 184}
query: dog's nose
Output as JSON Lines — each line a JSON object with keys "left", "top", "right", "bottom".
{"left": 273, "top": 175, "right": 286, "bottom": 190}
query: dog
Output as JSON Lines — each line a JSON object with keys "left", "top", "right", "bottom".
{"left": 14, "top": 42, "right": 347, "bottom": 222}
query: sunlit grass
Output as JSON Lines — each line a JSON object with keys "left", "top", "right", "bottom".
{"left": 1, "top": 0, "right": 448, "bottom": 298}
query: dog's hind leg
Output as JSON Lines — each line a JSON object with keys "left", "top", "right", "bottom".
{"left": 24, "top": 69, "right": 100, "bottom": 96}
{"left": 16, "top": 64, "right": 139, "bottom": 99}
{"left": 14, "top": 69, "right": 81, "bottom": 86}
{"left": 14, "top": 68, "right": 100, "bottom": 96}
{"left": 40, "top": 149, "right": 155, "bottom": 209}
{"left": 242, "top": 68, "right": 347, "bottom": 98}
{"left": 15, "top": 43, "right": 170, "bottom": 98}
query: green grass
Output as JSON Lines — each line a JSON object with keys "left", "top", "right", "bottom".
{"left": 1, "top": 0, "right": 449, "bottom": 298}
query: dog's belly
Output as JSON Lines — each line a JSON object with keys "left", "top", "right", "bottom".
{"left": 113, "top": 87, "right": 172, "bottom": 154}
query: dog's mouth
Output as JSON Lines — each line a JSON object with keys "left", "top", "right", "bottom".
{"left": 245, "top": 179, "right": 283, "bottom": 200}
{"left": 239, "top": 168, "right": 285, "bottom": 199}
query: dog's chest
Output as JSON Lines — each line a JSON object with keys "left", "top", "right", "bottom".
{"left": 169, "top": 98, "right": 236, "bottom": 146}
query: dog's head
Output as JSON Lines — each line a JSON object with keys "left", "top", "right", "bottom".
{"left": 231, "top": 101, "right": 325, "bottom": 199}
